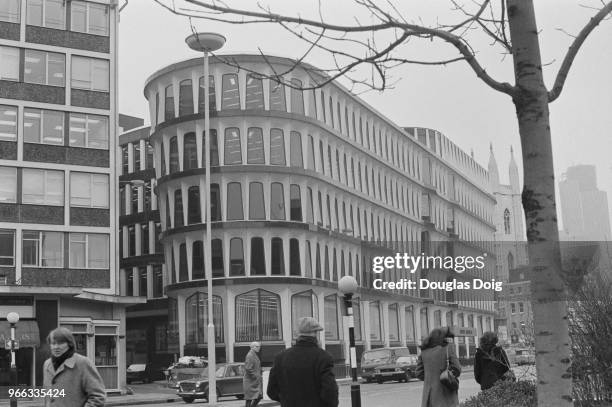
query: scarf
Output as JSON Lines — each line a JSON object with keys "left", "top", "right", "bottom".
{"left": 52, "top": 348, "right": 75, "bottom": 371}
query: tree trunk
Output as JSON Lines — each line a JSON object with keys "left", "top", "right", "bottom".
{"left": 506, "top": 1, "right": 572, "bottom": 406}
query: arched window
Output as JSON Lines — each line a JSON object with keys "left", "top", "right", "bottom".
{"left": 315, "top": 244, "right": 322, "bottom": 279}
{"left": 164, "top": 84, "right": 174, "bottom": 121}
{"left": 247, "top": 127, "right": 265, "bottom": 164}
{"left": 201, "top": 129, "right": 219, "bottom": 166}
{"left": 183, "top": 132, "right": 197, "bottom": 170}
{"left": 290, "top": 131, "right": 303, "bottom": 168}
{"left": 192, "top": 241, "right": 204, "bottom": 279}
{"left": 187, "top": 186, "right": 201, "bottom": 224}
{"left": 306, "top": 187, "right": 314, "bottom": 224}
{"left": 271, "top": 237, "right": 284, "bottom": 275}
{"left": 324, "top": 245, "right": 330, "bottom": 280}
{"left": 508, "top": 252, "right": 515, "bottom": 271}
{"left": 290, "top": 78, "right": 304, "bottom": 115}
{"left": 328, "top": 96, "right": 334, "bottom": 128}
{"left": 179, "top": 243, "right": 188, "bottom": 281}
{"left": 212, "top": 238, "right": 224, "bottom": 277}
{"left": 198, "top": 75, "right": 216, "bottom": 113}
{"left": 324, "top": 294, "right": 339, "bottom": 340}
{"left": 185, "top": 292, "right": 223, "bottom": 343}
{"left": 269, "top": 128, "right": 285, "bottom": 165}
{"left": 210, "top": 183, "right": 221, "bottom": 221}
{"left": 307, "top": 87, "right": 317, "bottom": 119}
{"left": 290, "top": 184, "right": 302, "bottom": 221}
{"left": 224, "top": 127, "right": 242, "bottom": 165}
{"left": 226, "top": 182, "right": 244, "bottom": 220}
{"left": 332, "top": 248, "right": 338, "bottom": 281}
{"left": 235, "top": 289, "right": 282, "bottom": 341}
{"left": 319, "top": 140, "right": 325, "bottom": 174}
{"left": 249, "top": 182, "right": 265, "bottom": 220}
{"left": 245, "top": 74, "right": 264, "bottom": 110}
{"left": 306, "top": 135, "right": 315, "bottom": 170}
{"left": 291, "top": 291, "right": 318, "bottom": 338}
{"left": 289, "top": 238, "right": 300, "bottom": 276}
{"left": 169, "top": 136, "right": 179, "bottom": 173}
{"left": 230, "top": 237, "right": 244, "bottom": 276}
{"left": 305, "top": 241, "right": 312, "bottom": 278}
{"left": 269, "top": 79, "right": 286, "bottom": 111}
{"left": 178, "top": 79, "right": 193, "bottom": 116}
{"left": 270, "top": 182, "right": 285, "bottom": 220}
{"left": 159, "top": 141, "right": 166, "bottom": 175}
{"left": 174, "top": 189, "right": 184, "bottom": 227}
{"left": 221, "top": 73, "right": 240, "bottom": 110}
{"left": 250, "top": 237, "right": 265, "bottom": 275}
{"left": 504, "top": 209, "right": 511, "bottom": 234}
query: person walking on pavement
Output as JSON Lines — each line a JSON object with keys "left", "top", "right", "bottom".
{"left": 267, "top": 317, "right": 339, "bottom": 407}
{"left": 244, "top": 341, "right": 263, "bottom": 407}
{"left": 43, "top": 327, "right": 106, "bottom": 407}
{"left": 474, "top": 331, "right": 513, "bottom": 390}
{"left": 415, "top": 327, "right": 461, "bottom": 407}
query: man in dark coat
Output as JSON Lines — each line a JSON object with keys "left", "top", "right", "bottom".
{"left": 243, "top": 341, "right": 263, "bottom": 407}
{"left": 267, "top": 317, "right": 339, "bottom": 407}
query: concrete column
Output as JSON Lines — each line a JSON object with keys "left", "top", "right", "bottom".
{"left": 177, "top": 294, "right": 186, "bottom": 356}
{"left": 226, "top": 289, "right": 235, "bottom": 362}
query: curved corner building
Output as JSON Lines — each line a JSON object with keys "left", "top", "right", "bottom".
{"left": 142, "top": 54, "right": 496, "bottom": 367}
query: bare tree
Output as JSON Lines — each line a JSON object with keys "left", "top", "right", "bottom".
{"left": 154, "top": 1, "right": 612, "bottom": 405}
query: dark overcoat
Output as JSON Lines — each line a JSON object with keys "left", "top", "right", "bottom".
{"left": 43, "top": 353, "right": 106, "bottom": 407}
{"left": 243, "top": 349, "right": 263, "bottom": 399}
{"left": 474, "top": 346, "right": 511, "bottom": 390}
{"left": 267, "top": 336, "right": 339, "bottom": 407}
{"left": 415, "top": 344, "right": 461, "bottom": 407}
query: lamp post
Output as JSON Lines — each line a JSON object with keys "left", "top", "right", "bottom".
{"left": 339, "top": 276, "right": 361, "bottom": 407}
{"left": 185, "top": 32, "right": 226, "bottom": 405}
{"left": 7, "top": 312, "right": 19, "bottom": 407}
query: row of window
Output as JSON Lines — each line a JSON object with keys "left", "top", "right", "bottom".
{"left": 122, "top": 222, "right": 162, "bottom": 258}
{"left": 120, "top": 141, "right": 155, "bottom": 175}
{"left": 0, "top": 0, "right": 110, "bottom": 36}
{"left": 510, "top": 302, "right": 526, "bottom": 314}
{"left": 124, "top": 265, "right": 164, "bottom": 299}
{"left": 0, "top": 229, "right": 109, "bottom": 268}
{"left": 0, "top": 166, "right": 109, "bottom": 208}
{"left": 0, "top": 104, "right": 109, "bottom": 148}
{"left": 0, "top": 45, "right": 109, "bottom": 91}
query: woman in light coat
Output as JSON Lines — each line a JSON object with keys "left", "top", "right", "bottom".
{"left": 243, "top": 341, "right": 263, "bottom": 407}
{"left": 415, "top": 327, "right": 462, "bottom": 407}
{"left": 43, "top": 327, "right": 106, "bottom": 407}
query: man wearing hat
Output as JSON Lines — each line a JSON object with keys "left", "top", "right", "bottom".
{"left": 267, "top": 317, "right": 339, "bottom": 407}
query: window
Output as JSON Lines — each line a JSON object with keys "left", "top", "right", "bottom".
{"left": 0, "top": 167, "right": 17, "bottom": 203}
{"left": 71, "top": 56, "right": 109, "bottom": 91}
{"left": 164, "top": 84, "right": 174, "bottom": 121}
{"left": 247, "top": 127, "right": 265, "bottom": 164}
{"left": 141, "top": 222, "right": 149, "bottom": 255}
{"left": 22, "top": 169, "right": 64, "bottom": 205}
{"left": 0, "top": 46, "right": 19, "bottom": 81}
{"left": 250, "top": 237, "right": 265, "bottom": 275}
{"left": 69, "top": 233, "right": 109, "bottom": 268}
{"left": 169, "top": 136, "right": 179, "bottom": 173}
{"left": 202, "top": 129, "right": 219, "bottom": 166}
{"left": 70, "top": 172, "right": 108, "bottom": 208}
{"left": 291, "top": 291, "right": 317, "bottom": 338}
{"left": 70, "top": 1, "right": 109, "bottom": 36}
{"left": 221, "top": 73, "right": 240, "bottom": 110}
{"left": 271, "top": 237, "right": 284, "bottom": 275}
{"left": 270, "top": 183, "right": 285, "bottom": 220}
{"left": 388, "top": 304, "right": 400, "bottom": 341}
{"left": 0, "top": 230, "right": 15, "bottom": 266}
{"left": 511, "top": 303, "right": 516, "bottom": 314}
{"left": 290, "top": 184, "right": 302, "bottom": 221}
{"left": 306, "top": 187, "right": 314, "bottom": 223}
{"left": 198, "top": 75, "right": 216, "bottom": 112}
{"left": 152, "top": 265, "right": 163, "bottom": 298}
{"left": 306, "top": 135, "right": 315, "bottom": 170}
{"left": 369, "top": 301, "right": 382, "bottom": 341}
{"left": 192, "top": 241, "right": 204, "bottom": 279}
{"left": 289, "top": 238, "right": 300, "bottom": 276}
{"left": 25, "top": 50, "right": 65, "bottom": 87}
{"left": 224, "top": 127, "right": 242, "bottom": 165}
{"left": 324, "top": 295, "right": 339, "bottom": 340}
{"left": 178, "top": 79, "right": 194, "bottom": 116}
{"left": 0, "top": 0, "right": 20, "bottom": 23}
{"left": 235, "top": 289, "right": 282, "bottom": 341}
{"left": 269, "top": 128, "right": 285, "bottom": 165}
{"left": 307, "top": 87, "right": 317, "bottom": 119}
{"left": 212, "top": 238, "right": 224, "bottom": 277}
{"left": 227, "top": 182, "right": 244, "bottom": 220}
{"left": 22, "top": 231, "right": 63, "bottom": 267}
{"left": 24, "top": 108, "right": 64, "bottom": 145}
{"left": 133, "top": 142, "right": 142, "bottom": 171}
{"left": 210, "top": 183, "right": 221, "bottom": 221}
{"left": 183, "top": 132, "right": 197, "bottom": 170}
{"left": 27, "top": 0, "right": 65, "bottom": 29}
{"left": 187, "top": 186, "right": 201, "bottom": 224}
{"left": 0, "top": 105, "right": 17, "bottom": 141}
{"left": 269, "top": 79, "right": 286, "bottom": 111}
{"left": 504, "top": 209, "right": 511, "bottom": 234}
{"left": 230, "top": 238, "right": 245, "bottom": 276}
{"left": 174, "top": 189, "right": 184, "bottom": 227}
{"left": 290, "top": 78, "right": 304, "bottom": 115}
{"left": 179, "top": 243, "right": 188, "bottom": 281}
{"left": 245, "top": 74, "right": 264, "bottom": 109}
{"left": 290, "top": 131, "right": 303, "bottom": 168}
{"left": 185, "top": 292, "right": 224, "bottom": 343}
{"left": 249, "top": 182, "right": 265, "bottom": 220}
{"left": 519, "top": 302, "right": 524, "bottom": 313}
{"left": 405, "top": 306, "right": 415, "bottom": 342}
{"left": 69, "top": 113, "right": 108, "bottom": 149}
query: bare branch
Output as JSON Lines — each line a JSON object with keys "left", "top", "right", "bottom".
{"left": 548, "top": 1, "right": 612, "bottom": 102}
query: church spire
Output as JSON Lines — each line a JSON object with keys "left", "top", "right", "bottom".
{"left": 509, "top": 145, "right": 520, "bottom": 192}
{"left": 488, "top": 142, "right": 500, "bottom": 189}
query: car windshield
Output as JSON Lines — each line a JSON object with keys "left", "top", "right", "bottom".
{"left": 396, "top": 356, "right": 414, "bottom": 364}
{"left": 394, "top": 349, "right": 413, "bottom": 357}
{"left": 363, "top": 350, "right": 390, "bottom": 362}
{"left": 198, "top": 366, "right": 226, "bottom": 378}
{"left": 127, "top": 364, "right": 146, "bottom": 371}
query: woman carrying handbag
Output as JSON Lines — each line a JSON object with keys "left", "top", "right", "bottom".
{"left": 416, "top": 327, "right": 462, "bottom": 407}
{"left": 474, "top": 331, "right": 515, "bottom": 391}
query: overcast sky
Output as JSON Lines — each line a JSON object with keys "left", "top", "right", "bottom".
{"left": 118, "top": 0, "right": 612, "bottom": 227}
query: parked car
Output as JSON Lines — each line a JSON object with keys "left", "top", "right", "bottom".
{"left": 515, "top": 349, "right": 535, "bottom": 365}
{"left": 177, "top": 363, "right": 246, "bottom": 403}
{"left": 165, "top": 357, "right": 208, "bottom": 389}
{"left": 126, "top": 364, "right": 155, "bottom": 384}
{"left": 360, "top": 347, "right": 417, "bottom": 383}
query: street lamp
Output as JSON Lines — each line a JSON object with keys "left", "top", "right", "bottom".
{"left": 339, "top": 276, "right": 361, "bottom": 407}
{"left": 7, "top": 312, "right": 19, "bottom": 407}
{"left": 185, "top": 31, "right": 226, "bottom": 405}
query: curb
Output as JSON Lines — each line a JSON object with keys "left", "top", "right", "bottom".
{"left": 105, "top": 397, "right": 281, "bottom": 406}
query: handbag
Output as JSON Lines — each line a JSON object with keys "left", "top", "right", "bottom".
{"left": 439, "top": 346, "right": 459, "bottom": 391}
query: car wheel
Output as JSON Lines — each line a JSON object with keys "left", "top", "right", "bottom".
{"left": 236, "top": 395, "right": 244, "bottom": 400}
{"left": 181, "top": 397, "right": 194, "bottom": 403}
{"left": 377, "top": 378, "right": 384, "bottom": 384}
{"left": 366, "top": 378, "right": 373, "bottom": 383}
